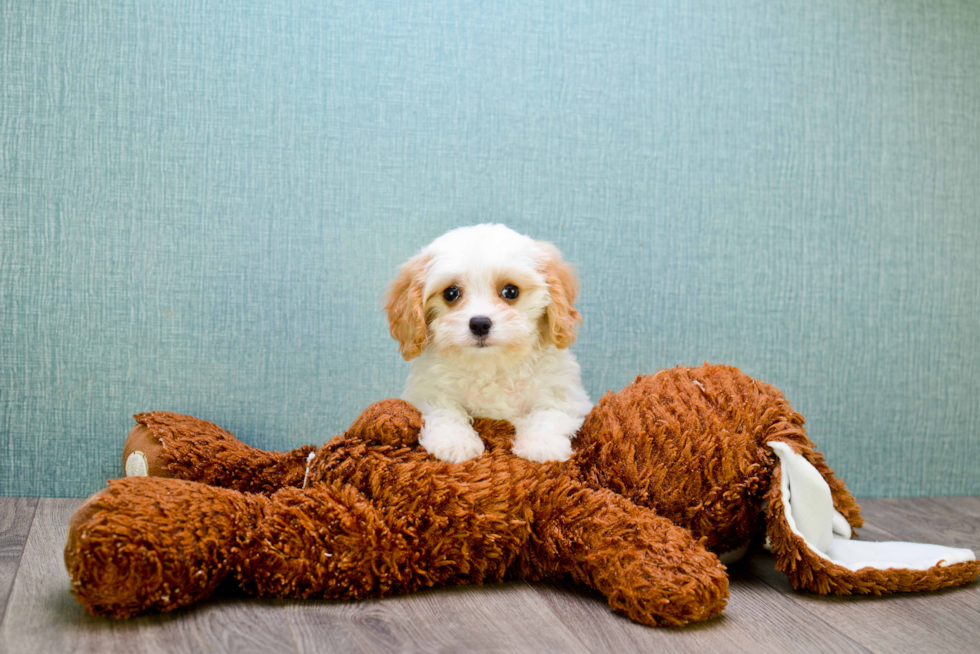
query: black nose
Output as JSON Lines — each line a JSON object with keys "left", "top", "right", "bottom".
{"left": 469, "top": 316, "right": 492, "bottom": 337}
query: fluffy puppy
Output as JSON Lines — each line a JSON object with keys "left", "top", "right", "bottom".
{"left": 384, "top": 224, "right": 592, "bottom": 463}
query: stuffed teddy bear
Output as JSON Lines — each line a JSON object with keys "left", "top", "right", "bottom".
{"left": 65, "top": 364, "right": 979, "bottom": 626}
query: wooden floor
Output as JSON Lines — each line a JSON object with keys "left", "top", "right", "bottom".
{"left": 0, "top": 497, "right": 978, "bottom": 653}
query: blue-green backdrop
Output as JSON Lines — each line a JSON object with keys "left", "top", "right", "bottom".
{"left": 3, "top": 1, "right": 979, "bottom": 497}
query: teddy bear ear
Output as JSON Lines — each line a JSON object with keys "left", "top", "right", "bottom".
{"left": 536, "top": 242, "right": 581, "bottom": 349}
{"left": 766, "top": 441, "right": 980, "bottom": 593}
{"left": 384, "top": 254, "right": 431, "bottom": 360}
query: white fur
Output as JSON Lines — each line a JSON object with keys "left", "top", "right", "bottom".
{"left": 391, "top": 224, "right": 592, "bottom": 463}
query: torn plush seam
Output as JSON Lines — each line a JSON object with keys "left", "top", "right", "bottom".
{"left": 303, "top": 449, "right": 318, "bottom": 489}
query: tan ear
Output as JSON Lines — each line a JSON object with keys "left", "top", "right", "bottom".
{"left": 538, "top": 242, "right": 581, "bottom": 349}
{"left": 384, "top": 254, "right": 430, "bottom": 360}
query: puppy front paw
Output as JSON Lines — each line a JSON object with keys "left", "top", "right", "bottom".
{"left": 512, "top": 410, "right": 583, "bottom": 462}
{"left": 418, "top": 420, "right": 485, "bottom": 463}
{"left": 511, "top": 431, "right": 573, "bottom": 462}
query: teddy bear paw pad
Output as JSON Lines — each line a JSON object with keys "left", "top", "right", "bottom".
{"left": 125, "top": 450, "right": 149, "bottom": 477}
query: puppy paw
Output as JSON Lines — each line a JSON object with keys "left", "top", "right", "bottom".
{"left": 419, "top": 420, "right": 485, "bottom": 463}
{"left": 512, "top": 410, "right": 583, "bottom": 462}
{"left": 512, "top": 432, "right": 573, "bottom": 462}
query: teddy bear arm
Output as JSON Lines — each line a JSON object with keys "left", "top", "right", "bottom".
{"left": 125, "top": 412, "right": 316, "bottom": 493}
{"left": 65, "top": 476, "right": 269, "bottom": 618}
{"left": 342, "top": 399, "right": 424, "bottom": 447}
{"left": 528, "top": 481, "right": 729, "bottom": 627}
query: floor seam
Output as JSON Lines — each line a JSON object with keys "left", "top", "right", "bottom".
{"left": 0, "top": 497, "right": 41, "bottom": 630}
{"left": 520, "top": 580, "right": 596, "bottom": 654}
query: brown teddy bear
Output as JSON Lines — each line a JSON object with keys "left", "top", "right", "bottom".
{"left": 64, "top": 364, "right": 979, "bottom": 627}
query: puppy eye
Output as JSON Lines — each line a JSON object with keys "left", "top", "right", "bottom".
{"left": 501, "top": 284, "right": 520, "bottom": 300}
{"left": 443, "top": 285, "right": 461, "bottom": 303}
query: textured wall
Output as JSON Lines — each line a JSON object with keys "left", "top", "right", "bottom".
{"left": 2, "top": 1, "right": 979, "bottom": 497}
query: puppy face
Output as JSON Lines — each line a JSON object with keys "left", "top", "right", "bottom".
{"left": 385, "top": 225, "right": 580, "bottom": 361}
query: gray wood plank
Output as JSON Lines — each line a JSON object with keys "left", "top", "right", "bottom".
{"left": 743, "top": 497, "right": 980, "bottom": 654}
{"left": 286, "top": 581, "right": 590, "bottom": 654}
{"left": 858, "top": 497, "right": 980, "bottom": 551}
{"left": 930, "top": 496, "right": 980, "bottom": 520}
{"left": 0, "top": 498, "right": 301, "bottom": 654}
{"left": 0, "top": 497, "right": 38, "bottom": 621}
{"left": 534, "top": 566, "right": 870, "bottom": 654}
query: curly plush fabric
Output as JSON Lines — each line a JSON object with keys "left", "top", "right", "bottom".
{"left": 65, "top": 364, "right": 979, "bottom": 625}
{"left": 575, "top": 366, "right": 863, "bottom": 553}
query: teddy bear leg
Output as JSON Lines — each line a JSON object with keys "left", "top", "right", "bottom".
{"left": 65, "top": 477, "right": 269, "bottom": 618}
{"left": 123, "top": 411, "right": 317, "bottom": 493}
{"left": 234, "top": 481, "right": 489, "bottom": 601}
{"left": 122, "top": 423, "right": 168, "bottom": 477}
{"left": 527, "top": 482, "right": 729, "bottom": 627}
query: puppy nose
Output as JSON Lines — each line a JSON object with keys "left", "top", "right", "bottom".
{"left": 469, "top": 316, "right": 492, "bottom": 337}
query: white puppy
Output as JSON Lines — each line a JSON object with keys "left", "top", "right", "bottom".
{"left": 384, "top": 224, "right": 592, "bottom": 463}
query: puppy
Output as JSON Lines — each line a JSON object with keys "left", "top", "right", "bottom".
{"left": 384, "top": 224, "right": 592, "bottom": 463}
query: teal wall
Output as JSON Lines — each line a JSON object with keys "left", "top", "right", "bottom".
{"left": 3, "top": 1, "right": 979, "bottom": 497}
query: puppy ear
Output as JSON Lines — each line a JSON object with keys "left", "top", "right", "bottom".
{"left": 538, "top": 242, "right": 581, "bottom": 349}
{"left": 384, "top": 254, "right": 431, "bottom": 360}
